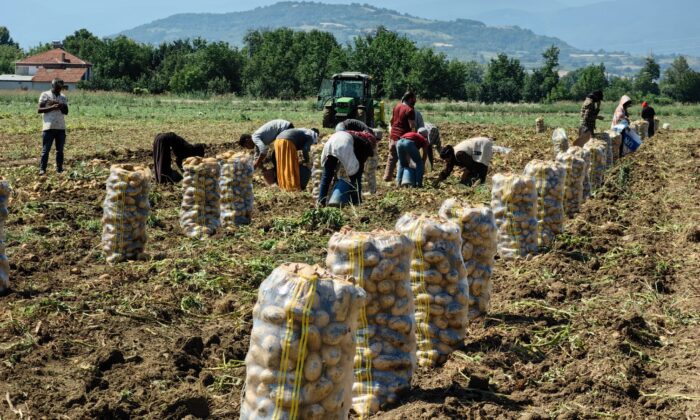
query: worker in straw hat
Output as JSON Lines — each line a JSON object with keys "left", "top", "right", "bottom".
{"left": 37, "top": 78, "right": 69, "bottom": 175}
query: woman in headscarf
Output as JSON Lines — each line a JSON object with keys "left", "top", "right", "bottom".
{"left": 152, "top": 132, "right": 206, "bottom": 183}
{"left": 611, "top": 95, "right": 633, "bottom": 128}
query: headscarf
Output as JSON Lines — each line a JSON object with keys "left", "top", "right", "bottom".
{"left": 642, "top": 101, "right": 648, "bottom": 108}
{"left": 612, "top": 95, "right": 632, "bottom": 128}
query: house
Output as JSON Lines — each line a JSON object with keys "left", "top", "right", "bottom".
{"left": 0, "top": 46, "right": 92, "bottom": 91}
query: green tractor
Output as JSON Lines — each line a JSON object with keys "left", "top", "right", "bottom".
{"left": 317, "top": 72, "right": 386, "bottom": 129}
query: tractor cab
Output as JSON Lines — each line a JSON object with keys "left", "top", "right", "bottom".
{"left": 317, "top": 72, "right": 385, "bottom": 128}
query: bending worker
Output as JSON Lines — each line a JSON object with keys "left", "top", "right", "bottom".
{"left": 335, "top": 118, "right": 372, "bottom": 134}
{"left": 396, "top": 130, "right": 430, "bottom": 188}
{"left": 436, "top": 137, "right": 494, "bottom": 186}
{"left": 238, "top": 119, "right": 294, "bottom": 170}
{"left": 318, "top": 130, "right": 375, "bottom": 206}
{"left": 153, "top": 132, "right": 206, "bottom": 183}
{"left": 273, "top": 128, "right": 318, "bottom": 191}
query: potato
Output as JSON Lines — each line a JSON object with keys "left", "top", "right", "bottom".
{"left": 321, "top": 345, "right": 342, "bottom": 367}
{"left": 302, "top": 377, "right": 334, "bottom": 405}
{"left": 261, "top": 306, "right": 286, "bottom": 325}
{"left": 180, "top": 157, "right": 220, "bottom": 238}
{"left": 304, "top": 353, "right": 323, "bottom": 382}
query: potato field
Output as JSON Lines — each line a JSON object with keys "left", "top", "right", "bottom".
{"left": 0, "top": 91, "right": 699, "bottom": 419}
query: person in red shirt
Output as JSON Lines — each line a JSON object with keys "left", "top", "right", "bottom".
{"left": 384, "top": 91, "right": 417, "bottom": 181}
{"left": 396, "top": 131, "right": 430, "bottom": 187}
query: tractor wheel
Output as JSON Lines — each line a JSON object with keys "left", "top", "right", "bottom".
{"left": 323, "top": 107, "right": 335, "bottom": 128}
{"left": 357, "top": 106, "right": 367, "bottom": 124}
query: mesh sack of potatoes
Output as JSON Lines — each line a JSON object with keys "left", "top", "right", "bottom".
{"left": 362, "top": 145, "right": 378, "bottom": 197}
{"left": 310, "top": 143, "right": 325, "bottom": 198}
{"left": 218, "top": 151, "right": 254, "bottom": 227}
{"left": 395, "top": 214, "right": 469, "bottom": 367}
{"left": 606, "top": 130, "right": 622, "bottom": 162}
{"left": 180, "top": 157, "right": 221, "bottom": 238}
{"left": 241, "top": 263, "right": 366, "bottom": 420}
{"left": 594, "top": 132, "right": 614, "bottom": 168}
{"left": 632, "top": 120, "right": 649, "bottom": 139}
{"left": 326, "top": 228, "right": 415, "bottom": 416}
{"left": 0, "top": 179, "right": 11, "bottom": 292}
{"left": 556, "top": 150, "right": 586, "bottom": 218}
{"left": 523, "top": 161, "right": 566, "bottom": 249}
{"left": 438, "top": 199, "right": 497, "bottom": 320}
{"left": 551, "top": 128, "right": 569, "bottom": 158}
{"left": 101, "top": 165, "right": 150, "bottom": 265}
{"left": 535, "top": 117, "right": 545, "bottom": 134}
{"left": 566, "top": 146, "right": 592, "bottom": 200}
{"left": 491, "top": 173, "right": 539, "bottom": 259}
{"left": 583, "top": 140, "right": 607, "bottom": 191}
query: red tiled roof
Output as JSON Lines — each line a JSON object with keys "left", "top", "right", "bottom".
{"left": 32, "top": 67, "right": 88, "bottom": 83}
{"left": 16, "top": 48, "right": 91, "bottom": 66}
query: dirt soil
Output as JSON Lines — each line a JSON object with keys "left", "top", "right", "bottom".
{"left": 1, "top": 125, "right": 698, "bottom": 419}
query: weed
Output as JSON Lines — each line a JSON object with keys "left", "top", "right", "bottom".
{"left": 180, "top": 294, "right": 204, "bottom": 313}
{"left": 300, "top": 208, "right": 345, "bottom": 230}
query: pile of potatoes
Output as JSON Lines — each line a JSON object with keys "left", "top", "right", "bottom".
{"left": 551, "top": 128, "right": 569, "bottom": 158}
{"left": 556, "top": 149, "right": 586, "bottom": 218}
{"left": 584, "top": 140, "right": 608, "bottom": 191}
{"left": 0, "top": 179, "right": 10, "bottom": 293}
{"left": 606, "top": 130, "right": 623, "bottom": 162}
{"left": 567, "top": 146, "right": 592, "bottom": 200}
{"left": 326, "top": 228, "right": 415, "bottom": 416}
{"left": 523, "top": 160, "right": 566, "bottom": 248}
{"left": 242, "top": 263, "right": 366, "bottom": 420}
{"left": 536, "top": 117, "right": 545, "bottom": 134}
{"left": 218, "top": 151, "right": 254, "bottom": 227}
{"left": 180, "top": 157, "right": 220, "bottom": 239}
{"left": 594, "top": 132, "right": 614, "bottom": 168}
{"left": 491, "top": 174, "right": 539, "bottom": 259}
{"left": 439, "top": 199, "right": 497, "bottom": 320}
{"left": 396, "top": 214, "right": 469, "bottom": 367}
{"left": 101, "top": 165, "right": 150, "bottom": 264}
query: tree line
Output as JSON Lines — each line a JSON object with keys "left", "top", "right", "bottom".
{"left": 2, "top": 26, "right": 700, "bottom": 103}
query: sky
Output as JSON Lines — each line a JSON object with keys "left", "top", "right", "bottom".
{"left": 3, "top": 0, "right": 603, "bottom": 49}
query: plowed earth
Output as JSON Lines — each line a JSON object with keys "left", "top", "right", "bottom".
{"left": 1, "top": 125, "right": 698, "bottom": 419}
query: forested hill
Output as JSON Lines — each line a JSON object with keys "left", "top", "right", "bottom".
{"left": 117, "top": 1, "right": 575, "bottom": 68}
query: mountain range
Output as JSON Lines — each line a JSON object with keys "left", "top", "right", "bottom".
{"left": 117, "top": 1, "right": 699, "bottom": 75}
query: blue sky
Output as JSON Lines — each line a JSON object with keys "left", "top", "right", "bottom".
{"left": 3, "top": 0, "right": 602, "bottom": 48}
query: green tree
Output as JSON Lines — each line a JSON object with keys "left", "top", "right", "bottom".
{"left": 407, "top": 48, "right": 454, "bottom": 100}
{"left": 570, "top": 64, "right": 608, "bottom": 100}
{"left": 63, "top": 29, "right": 104, "bottom": 64}
{"left": 634, "top": 56, "right": 660, "bottom": 96}
{"left": 605, "top": 76, "right": 635, "bottom": 103}
{"left": 523, "top": 46, "right": 560, "bottom": 102}
{"left": 0, "top": 44, "right": 23, "bottom": 74}
{"left": 661, "top": 56, "right": 700, "bottom": 102}
{"left": 480, "top": 54, "right": 525, "bottom": 103}
{"left": 0, "top": 27, "right": 19, "bottom": 48}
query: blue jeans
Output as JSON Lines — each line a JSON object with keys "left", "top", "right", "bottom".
{"left": 41, "top": 129, "right": 66, "bottom": 172}
{"left": 396, "top": 139, "right": 424, "bottom": 187}
{"left": 318, "top": 156, "right": 362, "bottom": 206}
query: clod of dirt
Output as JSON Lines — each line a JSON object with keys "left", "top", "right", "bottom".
{"left": 178, "top": 336, "right": 204, "bottom": 357}
{"left": 468, "top": 374, "right": 491, "bottom": 391}
{"left": 200, "top": 372, "right": 215, "bottom": 387}
{"left": 64, "top": 393, "right": 87, "bottom": 408}
{"left": 173, "top": 337, "right": 204, "bottom": 375}
{"left": 213, "top": 296, "right": 236, "bottom": 315}
{"left": 163, "top": 396, "right": 210, "bottom": 419}
{"left": 618, "top": 316, "right": 661, "bottom": 347}
{"left": 204, "top": 334, "right": 221, "bottom": 347}
{"left": 96, "top": 349, "right": 125, "bottom": 372}
{"left": 687, "top": 225, "right": 700, "bottom": 243}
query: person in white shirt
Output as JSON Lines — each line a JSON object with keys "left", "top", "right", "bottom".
{"left": 37, "top": 78, "right": 69, "bottom": 175}
{"left": 318, "top": 131, "right": 375, "bottom": 206}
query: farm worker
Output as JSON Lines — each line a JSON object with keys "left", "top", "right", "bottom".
{"left": 239, "top": 119, "right": 294, "bottom": 170}
{"left": 611, "top": 95, "right": 632, "bottom": 129}
{"left": 273, "top": 128, "right": 319, "bottom": 192}
{"left": 152, "top": 132, "right": 206, "bottom": 183}
{"left": 435, "top": 137, "right": 494, "bottom": 187}
{"left": 335, "top": 118, "right": 372, "bottom": 134}
{"left": 575, "top": 90, "right": 604, "bottom": 147}
{"left": 396, "top": 131, "right": 430, "bottom": 188}
{"left": 37, "top": 78, "right": 69, "bottom": 175}
{"left": 641, "top": 101, "right": 656, "bottom": 137}
{"left": 318, "top": 131, "right": 376, "bottom": 206}
{"left": 384, "top": 91, "right": 417, "bottom": 181}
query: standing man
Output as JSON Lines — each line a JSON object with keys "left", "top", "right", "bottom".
{"left": 641, "top": 101, "right": 656, "bottom": 137}
{"left": 384, "top": 91, "right": 417, "bottom": 181}
{"left": 575, "top": 90, "right": 604, "bottom": 147}
{"left": 37, "top": 78, "right": 69, "bottom": 175}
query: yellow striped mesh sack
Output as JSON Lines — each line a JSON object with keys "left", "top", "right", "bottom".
{"left": 396, "top": 214, "right": 469, "bottom": 367}
{"left": 583, "top": 140, "right": 608, "bottom": 192}
{"left": 522, "top": 161, "right": 566, "bottom": 249}
{"left": 556, "top": 150, "right": 586, "bottom": 218}
{"left": 241, "top": 263, "right": 366, "bottom": 420}
{"left": 101, "top": 164, "right": 150, "bottom": 264}
{"left": 326, "top": 228, "right": 416, "bottom": 417}
{"left": 439, "top": 199, "right": 497, "bottom": 320}
{"left": 0, "top": 179, "right": 11, "bottom": 292}
{"left": 180, "top": 157, "right": 220, "bottom": 239}
{"left": 594, "top": 132, "right": 614, "bottom": 168}
{"left": 218, "top": 151, "right": 254, "bottom": 227}
{"left": 491, "top": 173, "right": 539, "bottom": 259}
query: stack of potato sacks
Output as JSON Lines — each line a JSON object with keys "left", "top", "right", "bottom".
{"left": 584, "top": 140, "right": 608, "bottom": 191}
{"left": 218, "top": 151, "right": 254, "bottom": 227}
{"left": 326, "top": 229, "right": 415, "bottom": 416}
{"left": 241, "top": 263, "right": 366, "bottom": 420}
{"left": 310, "top": 142, "right": 325, "bottom": 199}
{"left": 491, "top": 174, "right": 539, "bottom": 258}
{"left": 595, "top": 132, "right": 615, "bottom": 168}
{"left": 606, "top": 130, "right": 623, "bottom": 162}
{"left": 180, "top": 157, "right": 220, "bottom": 238}
{"left": 439, "top": 199, "right": 497, "bottom": 320}
{"left": 535, "top": 117, "right": 546, "bottom": 134}
{"left": 523, "top": 161, "right": 566, "bottom": 248}
{"left": 567, "top": 146, "right": 592, "bottom": 199}
{"left": 396, "top": 214, "right": 469, "bottom": 367}
{"left": 0, "top": 179, "right": 10, "bottom": 293}
{"left": 551, "top": 128, "right": 569, "bottom": 158}
{"left": 101, "top": 165, "right": 150, "bottom": 264}
{"left": 632, "top": 120, "right": 649, "bottom": 139}
{"left": 556, "top": 149, "right": 586, "bottom": 218}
